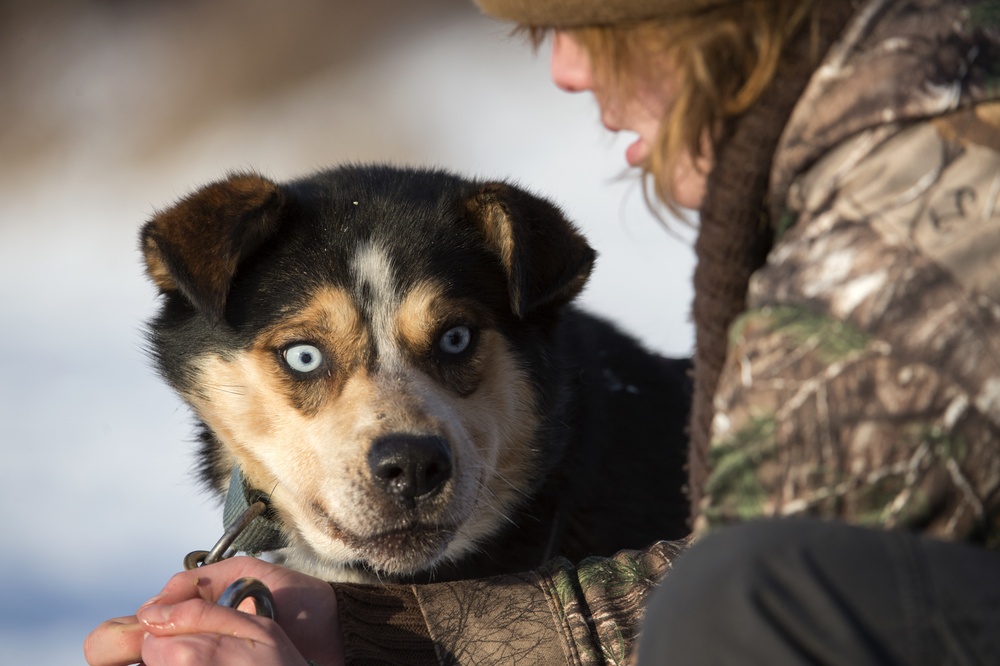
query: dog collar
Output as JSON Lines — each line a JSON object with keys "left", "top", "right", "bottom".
{"left": 222, "top": 466, "right": 287, "bottom": 554}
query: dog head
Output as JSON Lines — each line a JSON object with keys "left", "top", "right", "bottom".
{"left": 141, "top": 165, "right": 594, "bottom": 579}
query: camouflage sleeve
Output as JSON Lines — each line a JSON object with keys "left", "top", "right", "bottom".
{"left": 699, "top": 105, "right": 1000, "bottom": 546}
{"left": 334, "top": 540, "right": 685, "bottom": 665}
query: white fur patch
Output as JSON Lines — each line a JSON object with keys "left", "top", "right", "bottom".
{"left": 351, "top": 241, "right": 403, "bottom": 367}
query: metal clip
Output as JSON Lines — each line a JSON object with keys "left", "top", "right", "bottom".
{"left": 217, "top": 576, "right": 277, "bottom": 620}
{"left": 183, "top": 500, "right": 268, "bottom": 570}
{"left": 181, "top": 503, "right": 277, "bottom": 621}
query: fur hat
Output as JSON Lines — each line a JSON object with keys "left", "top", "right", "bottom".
{"left": 473, "top": 0, "right": 737, "bottom": 27}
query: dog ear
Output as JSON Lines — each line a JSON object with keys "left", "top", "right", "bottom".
{"left": 466, "top": 182, "right": 595, "bottom": 318}
{"left": 141, "top": 172, "right": 286, "bottom": 322}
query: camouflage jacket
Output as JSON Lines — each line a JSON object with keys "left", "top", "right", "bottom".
{"left": 700, "top": 0, "right": 1000, "bottom": 541}
{"left": 334, "top": 2, "right": 1000, "bottom": 663}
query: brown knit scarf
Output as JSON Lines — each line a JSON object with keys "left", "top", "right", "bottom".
{"left": 688, "top": 2, "right": 857, "bottom": 514}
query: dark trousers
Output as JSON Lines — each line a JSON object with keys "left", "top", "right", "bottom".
{"left": 637, "top": 520, "right": 1000, "bottom": 665}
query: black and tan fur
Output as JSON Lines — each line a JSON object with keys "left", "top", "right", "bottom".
{"left": 142, "top": 165, "right": 690, "bottom": 583}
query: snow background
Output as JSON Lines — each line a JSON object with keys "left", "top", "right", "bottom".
{"left": 0, "top": 2, "right": 694, "bottom": 662}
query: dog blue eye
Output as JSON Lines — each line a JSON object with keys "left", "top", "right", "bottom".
{"left": 283, "top": 344, "right": 324, "bottom": 373}
{"left": 439, "top": 326, "right": 472, "bottom": 355}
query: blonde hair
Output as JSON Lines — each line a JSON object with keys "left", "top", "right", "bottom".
{"left": 523, "top": 0, "right": 823, "bottom": 211}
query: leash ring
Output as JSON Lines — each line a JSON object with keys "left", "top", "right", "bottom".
{"left": 217, "top": 577, "right": 277, "bottom": 620}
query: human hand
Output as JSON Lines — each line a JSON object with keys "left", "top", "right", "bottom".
{"left": 83, "top": 556, "right": 344, "bottom": 666}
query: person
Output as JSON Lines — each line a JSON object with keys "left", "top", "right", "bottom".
{"left": 84, "top": 0, "right": 1000, "bottom": 663}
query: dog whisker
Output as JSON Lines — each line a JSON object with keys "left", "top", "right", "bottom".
{"left": 208, "top": 383, "right": 247, "bottom": 396}
{"left": 476, "top": 482, "right": 520, "bottom": 529}
{"left": 450, "top": 522, "right": 478, "bottom": 543}
{"left": 491, "top": 471, "right": 532, "bottom": 501}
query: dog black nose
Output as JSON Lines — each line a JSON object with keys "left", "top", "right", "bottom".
{"left": 368, "top": 434, "right": 452, "bottom": 505}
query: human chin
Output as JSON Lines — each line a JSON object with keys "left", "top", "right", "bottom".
{"left": 625, "top": 135, "right": 650, "bottom": 166}
{"left": 672, "top": 155, "right": 708, "bottom": 210}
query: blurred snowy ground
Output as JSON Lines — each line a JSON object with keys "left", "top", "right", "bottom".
{"left": 0, "top": 1, "right": 694, "bottom": 662}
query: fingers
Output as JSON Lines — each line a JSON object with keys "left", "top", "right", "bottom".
{"left": 147, "top": 563, "right": 245, "bottom": 607}
{"left": 84, "top": 561, "right": 285, "bottom": 666}
{"left": 140, "top": 632, "right": 303, "bottom": 666}
{"left": 138, "top": 598, "right": 304, "bottom": 666}
{"left": 143, "top": 558, "right": 339, "bottom": 643}
{"left": 83, "top": 615, "right": 144, "bottom": 666}
{"left": 138, "top": 597, "right": 274, "bottom": 639}
{"left": 86, "top": 558, "right": 343, "bottom": 665}
{"left": 145, "top": 557, "right": 294, "bottom": 607}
